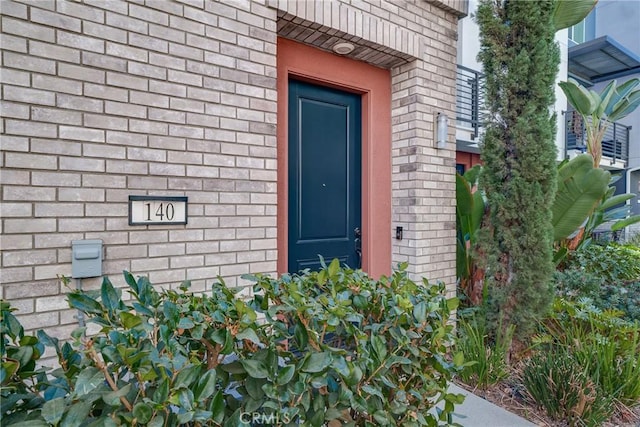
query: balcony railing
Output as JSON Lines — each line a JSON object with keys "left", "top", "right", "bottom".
{"left": 456, "top": 65, "right": 485, "bottom": 140}
{"left": 565, "top": 111, "right": 630, "bottom": 164}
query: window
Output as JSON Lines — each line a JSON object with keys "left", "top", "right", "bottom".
{"left": 568, "top": 20, "right": 586, "bottom": 44}
{"left": 568, "top": 9, "right": 596, "bottom": 46}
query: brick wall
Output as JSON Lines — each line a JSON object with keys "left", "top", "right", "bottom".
{"left": 385, "top": 1, "right": 459, "bottom": 291}
{"left": 1, "top": 0, "right": 278, "bottom": 339}
{"left": 1, "top": 0, "right": 461, "bottom": 342}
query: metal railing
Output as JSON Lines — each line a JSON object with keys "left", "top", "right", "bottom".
{"left": 564, "top": 111, "right": 630, "bottom": 164}
{"left": 456, "top": 65, "right": 485, "bottom": 140}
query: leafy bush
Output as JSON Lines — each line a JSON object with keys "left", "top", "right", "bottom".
{"left": 598, "top": 280, "right": 640, "bottom": 322}
{"left": 0, "top": 301, "right": 51, "bottom": 424}
{"left": 455, "top": 313, "right": 514, "bottom": 388}
{"left": 534, "top": 299, "right": 640, "bottom": 406}
{"left": 555, "top": 268, "right": 640, "bottom": 323}
{"left": 1, "top": 260, "right": 464, "bottom": 426}
{"left": 566, "top": 242, "right": 640, "bottom": 283}
{"left": 523, "top": 348, "right": 614, "bottom": 426}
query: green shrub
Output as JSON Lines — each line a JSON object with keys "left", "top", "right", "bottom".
{"left": 554, "top": 268, "right": 640, "bottom": 323}
{"left": 0, "top": 301, "right": 51, "bottom": 424}
{"left": 1, "top": 260, "right": 465, "bottom": 426}
{"left": 523, "top": 348, "right": 614, "bottom": 426}
{"left": 535, "top": 299, "right": 640, "bottom": 406}
{"left": 598, "top": 280, "right": 640, "bottom": 322}
{"left": 567, "top": 242, "right": 640, "bottom": 283}
{"left": 455, "top": 313, "right": 513, "bottom": 389}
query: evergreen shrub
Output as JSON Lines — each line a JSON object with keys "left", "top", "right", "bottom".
{"left": 1, "top": 260, "right": 464, "bottom": 426}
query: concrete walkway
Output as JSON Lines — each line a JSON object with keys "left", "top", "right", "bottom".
{"left": 441, "top": 383, "right": 537, "bottom": 426}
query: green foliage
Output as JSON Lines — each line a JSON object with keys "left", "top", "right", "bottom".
{"left": 554, "top": 266, "right": 640, "bottom": 323}
{"left": 0, "top": 301, "right": 51, "bottom": 425}
{"left": 456, "top": 166, "right": 484, "bottom": 292}
{"left": 567, "top": 242, "right": 640, "bottom": 282}
{"left": 1, "top": 261, "right": 464, "bottom": 426}
{"left": 552, "top": 154, "right": 610, "bottom": 241}
{"left": 559, "top": 78, "right": 640, "bottom": 167}
{"left": 523, "top": 348, "right": 614, "bottom": 426}
{"left": 552, "top": 0, "right": 598, "bottom": 31}
{"left": 574, "top": 176, "right": 640, "bottom": 251}
{"left": 476, "top": 0, "right": 560, "bottom": 338}
{"left": 246, "top": 259, "right": 465, "bottom": 425}
{"left": 534, "top": 299, "right": 640, "bottom": 406}
{"left": 455, "top": 314, "right": 514, "bottom": 389}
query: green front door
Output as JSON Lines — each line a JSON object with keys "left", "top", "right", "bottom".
{"left": 288, "top": 80, "right": 362, "bottom": 272}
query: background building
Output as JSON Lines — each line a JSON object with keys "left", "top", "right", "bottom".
{"left": 454, "top": 0, "right": 639, "bottom": 235}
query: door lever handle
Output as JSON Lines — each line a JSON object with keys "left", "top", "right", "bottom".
{"left": 354, "top": 227, "right": 362, "bottom": 269}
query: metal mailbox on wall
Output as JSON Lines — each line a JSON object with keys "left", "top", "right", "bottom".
{"left": 71, "top": 240, "right": 103, "bottom": 279}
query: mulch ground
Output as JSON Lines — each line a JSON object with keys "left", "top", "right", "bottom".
{"left": 455, "top": 380, "right": 640, "bottom": 427}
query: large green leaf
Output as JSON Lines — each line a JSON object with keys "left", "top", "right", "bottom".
{"left": 100, "top": 277, "right": 119, "bottom": 314}
{"left": 133, "top": 402, "right": 153, "bottom": 424}
{"left": 598, "top": 193, "right": 635, "bottom": 211}
{"left": 194, "top": 369, "right": 217, "bottom": 401}
{"left": 301, "top": 352, "right": 332, "bottom": 373}
{"left": 559, "top": 79, "right": 597, "bottom": 115}
{"left": 42, "top": 397, "right": 66, "bottom": 425}
{"left": 67, "top": 293, "right": 103, "bottom": 315}
{"left": 60, "top": 401, "right": 92, "bottom": 427}
{"left": 240, "top": 359, "right": 269, "bottom": 379}
{"left": 611, "top": 214, "right": 640, "bottom": 231}
{"left": 174, "top": 365, "right": 201, "bottom": 389}
{"left": 277, "top": 365, "right": 296, "bottom": 385}
{"left": 553, "top": 0, "right": 597, "bottom": 31}
{"left": 608, "top": 91, "right": 640, "bottom": 122}
{"left": 596, "top": 80, "right": 616, "bottom": 119}
{"left": 552, "top": 154, "right": 610, "bottom": 240}
{"left": 605, "top": 78, "right": 640, "bottom": 118}
{"left": 74, "top": 367, "right": 104, "bottom": 396}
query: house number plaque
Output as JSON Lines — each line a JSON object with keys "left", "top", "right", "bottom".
{"left": 129, "top": 196, "right": 188, "bottom": 225}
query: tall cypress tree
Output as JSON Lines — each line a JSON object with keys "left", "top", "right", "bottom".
{"left": 476, "top": 0, "right": 560, "bottom": 337}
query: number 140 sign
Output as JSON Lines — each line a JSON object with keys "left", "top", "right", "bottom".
{"left": 129, "top": 196, "right": 188, "bottom": 225}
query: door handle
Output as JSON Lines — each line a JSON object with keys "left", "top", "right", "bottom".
{"left": 354, "top": 227, "right": 362, "bottom": 269}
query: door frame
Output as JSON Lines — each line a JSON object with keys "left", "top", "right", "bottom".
{"left": 276, "top": 38, "right": 392, "bottom": 277}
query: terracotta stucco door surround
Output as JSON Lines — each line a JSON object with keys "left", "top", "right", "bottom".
{"left": 276, "top": 38, "right": 392, "bottom": 278}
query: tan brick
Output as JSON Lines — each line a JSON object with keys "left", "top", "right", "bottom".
{"left": 57, "top": 94, "right": 104, "bottom": 112}
{"left": 34, "top": 233, "right": 84, "bottom": 249}
{"left": 2, "top": 17, "right": 55, "bottom": 43}
{"left": 0, "top": 266, "right": 34, "bottom": 283}
{"left": 0, "top": 235, "right": 33, "bottom": 250}
{"left": 4, "top": 86, "right": 56, "bottom": 106}
{"left": 131, "top": 257, "right": 169, "bottom": 272}
{"left": 84, "top": 83, "right": 129, "bottom": 102}
{"left": 16, "top": 311, "right": 60, "bottom": 331}
{"left": 32, "top": 107, "right": 83, "bottom": 125}
{"left": 59, "top": 156, "right": 105, "bottom": 172}
{"left": 58, "top": 188, "right": 105, "bottom": 202}
{"left": 148, "top": 268, "right": 185, "bottom": 284}
{"left": 58, "top": 218, "right": 105, "bottom": 232}
{"left": 56, "top": 1, "right": 105, "bottom": 23}
{"left": 33, "top": 172, "right": 81, "bottom": 187}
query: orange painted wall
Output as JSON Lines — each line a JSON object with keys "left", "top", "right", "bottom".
{"left": 456, "top": 151, "right": 482, "bottom": 171}
{"left": 276, "top": 38, "right": 392, "bottom": 277}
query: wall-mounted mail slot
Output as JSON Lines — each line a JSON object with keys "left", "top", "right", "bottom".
{"left": 72, "top": 240, "right": 103, "bottom": 279}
